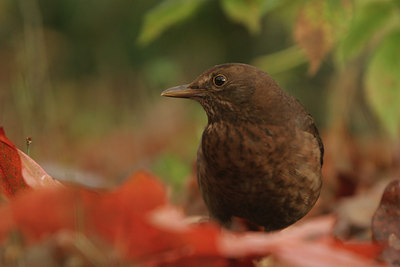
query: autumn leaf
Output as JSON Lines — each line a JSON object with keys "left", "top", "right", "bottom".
{"left": 293, "top": 0, "right": 334, "bottom": 75}
{"left": 17, "top": 149, "right": 61, "bottom": 188}
{"left": 0, "top": 127, "right": 390, "bottom": 265}
{"left": 0, "top": 171, "right": 177, "bottom": 261}
{"left": 0, "top": 127, "right": 29, "bottom": 198}
{"left": 0, "top": 172, "right": 386, "bottom": 265}
{"left": 372, "top": 179, "right": 400, "bottom": 265}
{"left": 83, "top": 171, "right": 172, "bottom": 259}
{"left": 10, "top": 187, "right": 79, "bottom": 242}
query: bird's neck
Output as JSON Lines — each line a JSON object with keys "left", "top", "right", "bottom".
{"left": 199, "top": 93, "right": 296, "bottom": 125}
{"left": 199, "top": 98, "right": 255, "bottom": 124}
{"left": 205, "top": 107, "right": 252, "bottom": 124}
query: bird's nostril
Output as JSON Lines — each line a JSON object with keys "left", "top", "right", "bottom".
{"left": 190, "top": 85, "right": 200, "bottom": 89}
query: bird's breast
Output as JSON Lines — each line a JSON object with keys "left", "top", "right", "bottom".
{"left": 197, "top": 120, "right": 322, "bottom": 229}
{"left": 198, "top": 120, "right": 321, "bottom": 196}
{"left": 200, "top": 121, "right": 275, "bottom": 182}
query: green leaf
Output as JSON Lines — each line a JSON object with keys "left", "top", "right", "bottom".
{"left": 137, "top": 0, "right": 206, "bottom": 45}
{"left": 220, "top": 0, "right": 280, "bottom": 34}
{"left": 336, "top": 1, "right": 394, "bottom": 64}
{"left": 325, "top": 0, "right": 353, "bottom": 40}
{"left": 365, "top": 29, "right": 400, "bottom": 137}
{"left": 251, "top": 45, "right": 307, "bottom": 75}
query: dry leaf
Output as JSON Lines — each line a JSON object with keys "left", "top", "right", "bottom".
{"left": 372, "top": 179, "right": 400, "bottom": 265}
{"left": 0, "top": 127, "right": 30, "bottom": 198}
{"left": 294, "top": 1, "right": 334, "bottom": 75}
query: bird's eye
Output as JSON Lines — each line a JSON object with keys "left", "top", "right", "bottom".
{"left": 213, "top": 74, "right": 227, "bottom": 87}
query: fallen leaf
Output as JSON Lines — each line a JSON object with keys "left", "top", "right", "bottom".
{"left": 0, "top": 128, "right": 390, "bottom": 265}
{"left": 327, "top": 239, "right": 383, "bottom": 260}
{"left": 334, "top": 182, "right": 385, "bottom": 239}
{"left": 17, "top": 149, "right": 62, "bottom": 188}
{"left": 372, "top": 179, "right": 400, "bottom": 265}
{"left": 0, "top": 127, "right": 29, "bottom": 198}
{"left": 0, "top": 172, "right": 386, "bottom": 266}
{"left": 83, "top": 171, "right": 174, "bottom": 260}
{"left": 11, "top": 187, "right": 78, "bottom": 242}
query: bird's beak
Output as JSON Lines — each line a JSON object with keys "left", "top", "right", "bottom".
{"left": 161, "top": 84, "right": 206, "bottom": 98}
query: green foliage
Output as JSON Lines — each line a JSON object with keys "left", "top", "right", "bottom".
{"left": 220, "top": 0, "right": 281, "bottom": 34}
{"left": 365, "top": 29, "right": 400, "bottom": 137}
{"left": 336, "top": 1, "right": 394, "bottom": 65}
{"left": 137, "top": 0, "right": 283, "bottom": 44}
{"left": 252, "top": 45, "right": 307, "bottom": 75}
{"left": 137, "top": 0, "right": 206, "bottom": 45}
{"left": 324, "top": 0, "right": 353, "bottom": 42}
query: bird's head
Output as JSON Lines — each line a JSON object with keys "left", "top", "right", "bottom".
{"left": 161, "top": 63, "right": 283, "bottom": 122}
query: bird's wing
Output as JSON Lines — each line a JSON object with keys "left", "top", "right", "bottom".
{"left": 297, "top": 114, "right": 324, "bottom": 166}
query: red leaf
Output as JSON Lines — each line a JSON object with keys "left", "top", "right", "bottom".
{"left": 83, "top": 170, "right": 173, "bottom": 259}
{"left": 145, "top": 206, "right": 224, "bottom": 265}
{"left": 0, "top": 127, "right": 29, "bottom": 198}
{"left": 0, "top": 171, "right": 174, "bottom": 259}
{"left": 0, "top": 169, "right": 387, "bottom": 266}
{"left": 11, "top": 187, "right": 79, "bottom": 242}
{"left": 149, "top": 206, "right": 220, "bottom": 255}
{"left": 151, "top": 210, "right": 384, "bottom": 266}
{"left": 17, "top": 149, "right": 61, "bottom": 188}
{"left": 218, "top": 216, "right": 383, "bottom": 267}
{"left": 0, "top": 205, "right": 13, "bottom": 242}
{"left": 328, "top": 239, "right": 383, "bottom": 260}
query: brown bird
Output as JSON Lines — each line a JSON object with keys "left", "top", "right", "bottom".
{"left": 161, "top": 63, "right": 323, "bottom": 231}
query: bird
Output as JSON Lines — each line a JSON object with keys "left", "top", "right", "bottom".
{"left": 161, "top": 63, "right": 323, "bottom": 231}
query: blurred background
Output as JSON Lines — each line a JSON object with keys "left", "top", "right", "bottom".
{"left": 0, "top": 0, "right": 399, "bottom": 203}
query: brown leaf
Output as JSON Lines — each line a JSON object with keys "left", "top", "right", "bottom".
{"left": 334, "top": 181, "right": 387, "bottom": 240}
{"left": 293, "top": 1, "right": 334, "bottom": 75}
{"left": 372, "top": 179, "right": 400, "bottom": 265}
